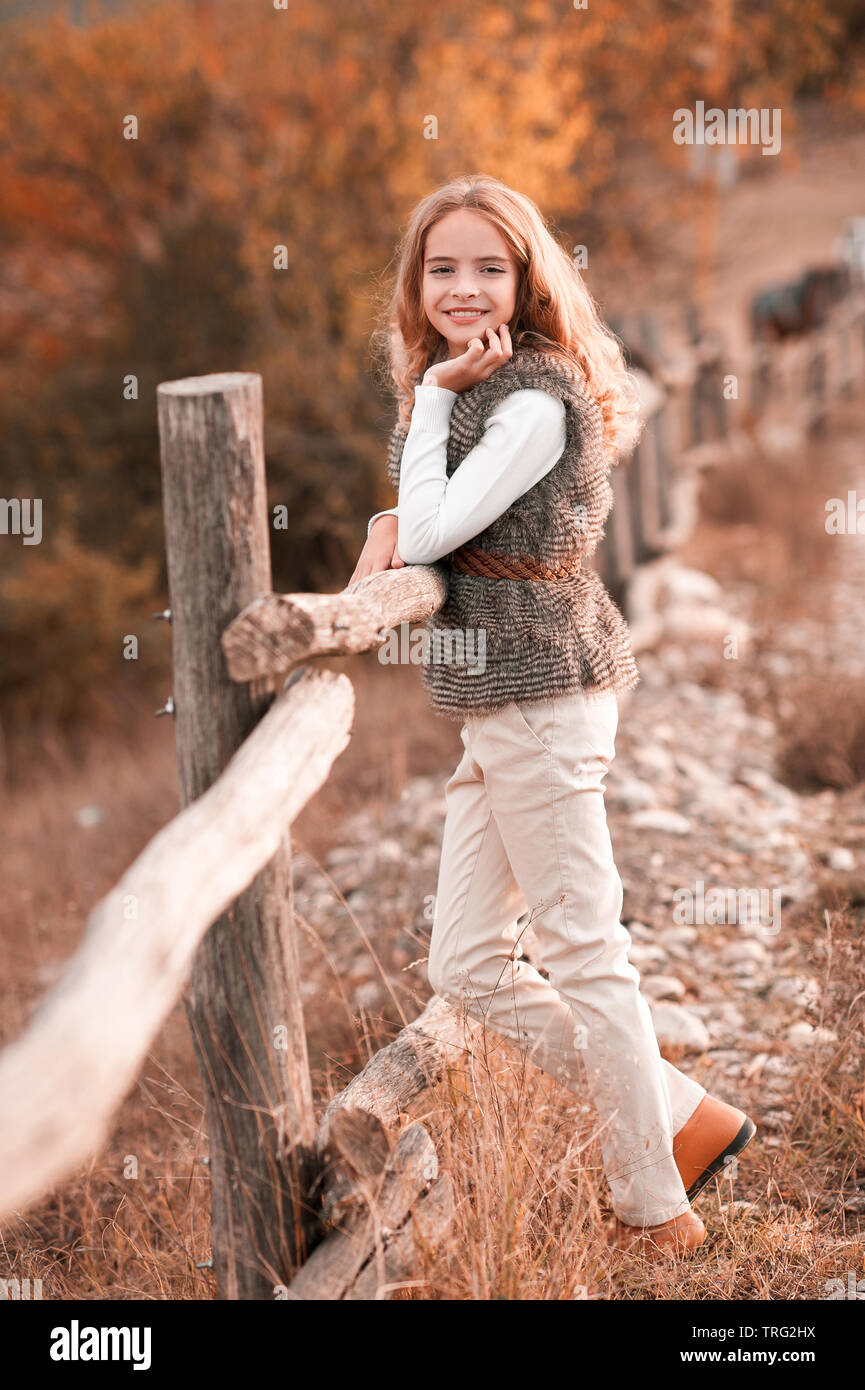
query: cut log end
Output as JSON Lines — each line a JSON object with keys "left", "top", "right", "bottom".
{"left": 157, "top": 372, "right": 262, "bottom": 397}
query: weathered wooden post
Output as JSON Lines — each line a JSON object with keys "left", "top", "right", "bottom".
{"left": 157, "top": 372, "right": 318, "bottom": 1299}
{"left": 750, "top": 337, "right": 771, "bottom": 415}
{"left": 840, "top": 299, "right": 854, "bottom": 399}
{"left": 710, "top": 340, "right": 727, "bottom": 440}
{"left": 606, "top": 463, "right": 635, "bottom": 605}
{"left": 807, "top": 329, "right": 827, "bottom": 436}
{"left": 624, "top": 439, "right": 650, "bottom": 566}
{"left": 639, "top": 313, "right": 673, "bottom": 534}
{"left": 685, "top": 302, "right": 704, "bottom": 446}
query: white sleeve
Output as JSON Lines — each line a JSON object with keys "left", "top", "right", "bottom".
{"left": 367, "top": 506, "right": 399, "bottom": 538}
{"left": 396, "top": 385, "right": 567, "bottom": 565}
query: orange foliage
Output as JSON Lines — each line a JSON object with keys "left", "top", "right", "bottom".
{"left": 0, "top": 0, "right": 857, "bottom": 723}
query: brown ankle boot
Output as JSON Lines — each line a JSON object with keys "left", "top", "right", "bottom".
{"left": 673, "top": 1094, "right": 757, "bottom": 1202}
{"left": 605, "top": 1209, "right": 707, "bottom": 1257}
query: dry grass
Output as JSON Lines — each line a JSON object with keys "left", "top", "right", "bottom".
{"left": 1, "top": 719, "right": 863, "bottom": 1299}
{"left": 0, "top": 1050, "right": 215, "bottom": 1301}
{"left": 774, "top": 674, "right": 865, "bottom": 791}
{"left": 682, "top": 432, "right": 840, "bottom": 628}
{"left": 395, "top": 900, "right": 865, "bottom": 1300}
{"left": 0, "top": 651, "right": 457, "bottom": 1299}
{"left": 792, "top": 905, "right": 865, "bottom": 1188}
{"left": 679, "top": 398, "right": 865, "bottom": 795}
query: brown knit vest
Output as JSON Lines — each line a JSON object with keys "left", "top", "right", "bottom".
{"left": 384, "top": 346, "right": 640, "bottom": 720}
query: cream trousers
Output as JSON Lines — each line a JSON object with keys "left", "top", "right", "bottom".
{"left": 428, "top": 687, "right": 707, "bottom": 1226}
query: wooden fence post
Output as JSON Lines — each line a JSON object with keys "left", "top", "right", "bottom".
{"left": 711, "top": 348, "right": 728, "bottom": 439}
{"left": 750, "top": 338, "right": 771, "bottom": 414}
{"left": 840, "top": 302, "right": 854, "bottom": 399}
{"left": 685, "top": 302, "right": 704, "bottom": 445}
{"left": 624, "top": 439, "right": 650, "bottom": 566}
{"left": 807, "top": 330, "right": 828, "bottom": 436}
{"left": 639, "top": 313, "right": 674, "bottom": 533}
{"left": 157, "top": 372, "right": 318, "bottom": 1299}
{"left": 606, "top": 463, "right": 635, "bottom": 604}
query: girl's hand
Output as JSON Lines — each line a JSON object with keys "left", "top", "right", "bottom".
{"left": 423, "top": 323, "right": 512, "bottom": 393}
{"left": 345, "top": 514, "right": 404, "bottom": 588}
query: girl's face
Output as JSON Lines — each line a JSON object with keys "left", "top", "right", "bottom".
{"left": 422, "top": 209, "right": 518, "bottom": 360}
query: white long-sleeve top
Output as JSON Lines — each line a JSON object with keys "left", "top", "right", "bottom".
{"left": 366, "top": 384, "right": 567, "bottom": 565}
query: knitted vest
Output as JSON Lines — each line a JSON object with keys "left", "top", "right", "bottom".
{"left": 385, "top": 344, "right": 641, "bottom": 720}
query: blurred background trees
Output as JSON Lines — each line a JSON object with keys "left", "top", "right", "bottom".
{"left": 0, "top": 0, "right": 862, "bottom": 726}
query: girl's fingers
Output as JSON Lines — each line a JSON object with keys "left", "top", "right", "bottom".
{"left": 486, "top": 324, "right": 509, "bottom": 362}
{"left": 478, "top": 323, "right": 509, "bottom": 376}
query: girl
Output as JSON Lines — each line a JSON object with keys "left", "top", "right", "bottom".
{"left": 349, "top": 175, "right": 755, "bottom": 1257}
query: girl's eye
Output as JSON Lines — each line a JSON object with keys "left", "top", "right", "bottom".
{"left": 429, "top": 266, "right": 505, "bottom": 274}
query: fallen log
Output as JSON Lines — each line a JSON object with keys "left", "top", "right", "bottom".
{"left": 315, "top": 997, "right": 474, "bottom": 1219}
{"left": 285, "top": 1116, "right": 440, "bottom": 1300}
{"left": 343, "top": 1174, "right": 456, "bottom": 1301}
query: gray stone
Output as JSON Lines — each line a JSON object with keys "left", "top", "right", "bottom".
{"left": 353, "top": 981, "right": 384, "bottom": 1010}
{"left": 660, "top": 925, "right": 699, "bottom": 947}
{"left": 724, "top": 1200, "right": 759, "bottom": 1216}
{"left": 769, "top": 976, "right": 820, "bottom": 1008}
{"left": 609, "top": 775, "right": 657, "bottom": 810}
{"left": 760, "top": 1110, "right": 793, "bottom": 1131}
{"left": 625, "top": 920, "right": 654, "bottom": 941}
{"left": 650, "top": 1002, "right": 710, "bottom": 1054}
{"left": 661, "top": 565, "right": 725, "bottom": 605}
{"left": 786, "top": 1021, "right": 837, "bottom": 1049}
{"left": 631, "top": 743, "right": 675, "bottom": 776}
{"left": 720, "top": 939, "right": 769, "bottom": 966}
{"left": 629, "top": 808, "right": 693, "bottom": 835}
{"left": 641, "top": 975, "right": 686, "bottom": 1002}
{"left": 628, "top": 942, "right": 669, "bottom": 970}
{"left": 828, "top": 846, "right": 856, "bottom": 872}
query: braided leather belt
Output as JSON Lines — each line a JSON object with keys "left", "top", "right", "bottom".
{"left": 448, "top": 542, "right": 582, "bottom": 581}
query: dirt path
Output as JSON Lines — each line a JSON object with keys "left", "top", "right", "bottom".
{"left": 598, "top": 114, "right": 865, "bottom": 356}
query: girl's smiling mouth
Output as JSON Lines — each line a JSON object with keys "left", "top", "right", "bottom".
{"left": 444, "top": 309, "right": 490, "bottom": 320}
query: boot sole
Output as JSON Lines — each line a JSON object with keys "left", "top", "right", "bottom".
{"left": 686, "top": 1116, "right": 757, "bottom": 1204}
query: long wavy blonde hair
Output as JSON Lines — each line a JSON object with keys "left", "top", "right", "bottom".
{"left": 371, "top": 174, "right": 641, "bottom": 462}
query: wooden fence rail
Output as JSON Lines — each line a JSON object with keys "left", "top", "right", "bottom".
{"left": 0, "top": 666, "right": 353, "bottom": 1219}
